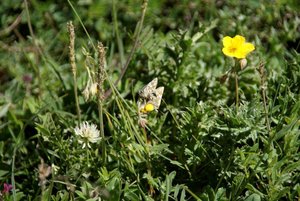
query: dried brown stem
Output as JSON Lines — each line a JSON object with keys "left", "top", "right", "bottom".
{"left": 258, "top": 62, "right": 271, "bottom": 133}
{"left": 0, "top": 13, "right": 22, "bottom": 37}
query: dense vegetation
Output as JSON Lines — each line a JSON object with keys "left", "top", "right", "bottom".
{"left": 0, "top": 0, "right": 299, "bottom": 200}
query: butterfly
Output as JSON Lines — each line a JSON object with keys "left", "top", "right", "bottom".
{"left": 138, "top": 78, "right": 164, "bottom": 109}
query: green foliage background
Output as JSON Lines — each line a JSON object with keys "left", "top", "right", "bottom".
{"left": 0, "top": 0, "right": 299, "bottom": 200}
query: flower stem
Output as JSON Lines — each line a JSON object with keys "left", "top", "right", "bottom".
{"left": 11, "top": 148, "right": 16, "bottom": 201}
{"left": 258, "top": 63, "right": 271, "bottom": 134}
{"left": 234, "top": 66, "right": 239, "bottom": 110}
{"left": 97, "top": 42, "right": 106, "bottom": 164}
{"left": 142, "top": 127, "right": 154, "bottom": 196}
{"left": 73, "top": 74, "right": 81, "bottom": 123}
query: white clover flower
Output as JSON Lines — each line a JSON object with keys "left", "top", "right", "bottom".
{"left": 74, "top": 121, "right": 100, "bottom": 148}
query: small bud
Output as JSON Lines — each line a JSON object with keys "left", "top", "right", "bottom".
{"left": 82, "top": 85, "right": 90, "bottom": 101}
{"left": 240, "top": 58, "right": 247, "bottom": 70}
{"left": 90, "top": 82, "right": 98, "bottom": 96}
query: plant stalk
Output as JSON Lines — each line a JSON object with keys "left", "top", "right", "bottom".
{"left": 97, "top": 42, "right": 106, "bottom": 164}
{"left": 67, "top": 21, "right": 81, "bottom": 123}
{"left": 234, "top": 69, "right": 239, "bottom": 110}
{"left": 104, "top": 0, "right": 148, "bottom": 99}
{"left": 258, "top": 62, "right": 271, "bottom": 134}
{"left": 24, "top": 0, "right": 42, "bottom": 97}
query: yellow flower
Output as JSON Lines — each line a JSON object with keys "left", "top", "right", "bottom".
{"left": 222, "top": 35, "right": 255, "bottom": 59}
{"left": 140, "top": 103, "right": 155, "bottom": 114}
{"left": 145, "top": 103, "right": 155, "bottom": 112}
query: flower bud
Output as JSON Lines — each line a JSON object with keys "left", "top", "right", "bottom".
{"left": 240, "top": 58, "right": 247, "bottom": 70}
{"left": 90, "top": 82, "right": 98, "bottom": 96}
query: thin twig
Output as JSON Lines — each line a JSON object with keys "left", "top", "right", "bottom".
{"left": 0, "top": 13, "right": 22, "bottom": 37}
{"left": 104, "top": 0, "right": 148, "bottom": 99}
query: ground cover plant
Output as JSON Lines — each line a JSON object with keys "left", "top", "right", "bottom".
{"left": 0, "top": 0, "right": 299, "bottom": 200}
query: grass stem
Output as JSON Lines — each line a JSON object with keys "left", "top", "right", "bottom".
{"left": 67, "top": 21, "right": 81, "bottom": 123}
{"left": 97, "top": 42, "right": 106, "bottom": 164}
{"left": 24, "top": 0, "right": 42, "bottom": 96}
{"left": 258, "top": 62, "right": 271, "bottom": 134}
{"left": 67, "top": 0, "right": 96, "bottom": 51}
{"left": 104, "top": 0, "right": 148, "bottom": 99}
{"left": 11, "top": 148, "right": 16, "bottom": 201}
{"left": 112, "top": 0, "right": 125, "bottom": 66}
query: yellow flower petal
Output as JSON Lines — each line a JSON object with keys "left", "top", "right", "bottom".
{"left": 235, "top": 43, "right": 255, "bottom": 59}
{"left": 233, "top": 35, "right": 245, "bottom": 46}
{"left": 222, "top": 47, "right": 235, "bottom": 57}
{"left": 243, "top": 43, "right": 255, "bottom": 52}
{"left": 222, "top": 36, "right": 233, "bottom": 47}
{"left": 234, "top": 51, "right": 247, "bottom": 59}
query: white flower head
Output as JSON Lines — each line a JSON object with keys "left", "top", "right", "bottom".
{"left": 74, "top": 121, "right": 100, "bottom": 148}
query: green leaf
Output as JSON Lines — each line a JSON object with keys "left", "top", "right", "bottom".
{"left": 0, "top": 170, "right": 9, "bottom": 178}
{"left": 0, "top": 103, "right": 10, "bottom": 118}
{"left": 244, "top": 194, "right": 261, "bottom": 201}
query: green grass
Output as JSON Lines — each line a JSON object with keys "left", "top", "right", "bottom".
{"left": 0, "top": 0, "right": 299, "bottom": 200}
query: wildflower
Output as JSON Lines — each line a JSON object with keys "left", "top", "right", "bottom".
{"left": 83, "top": 81, "right": 98, "bottom": 101}
{"left": 140, "top": 103, "right": 155, "bottom": 114}
{"left": 222, "top": 35, "right": 255, "bottom": 59}
{"left": 74, "top": 121, "right": 100, "bottom": 148}
{"left": 2, "top": 183, "right": 12, "bottom": 194}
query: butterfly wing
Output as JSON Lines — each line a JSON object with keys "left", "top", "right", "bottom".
{"left": 151, "top": 86, "right": 164, "bottom": 109}
{"left": 138, "top": 78, "right": 158, "bottom": 99}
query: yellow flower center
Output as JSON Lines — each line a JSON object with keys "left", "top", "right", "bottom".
{"left": 228, "top": 47, "right": 237, "bottom": 53}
